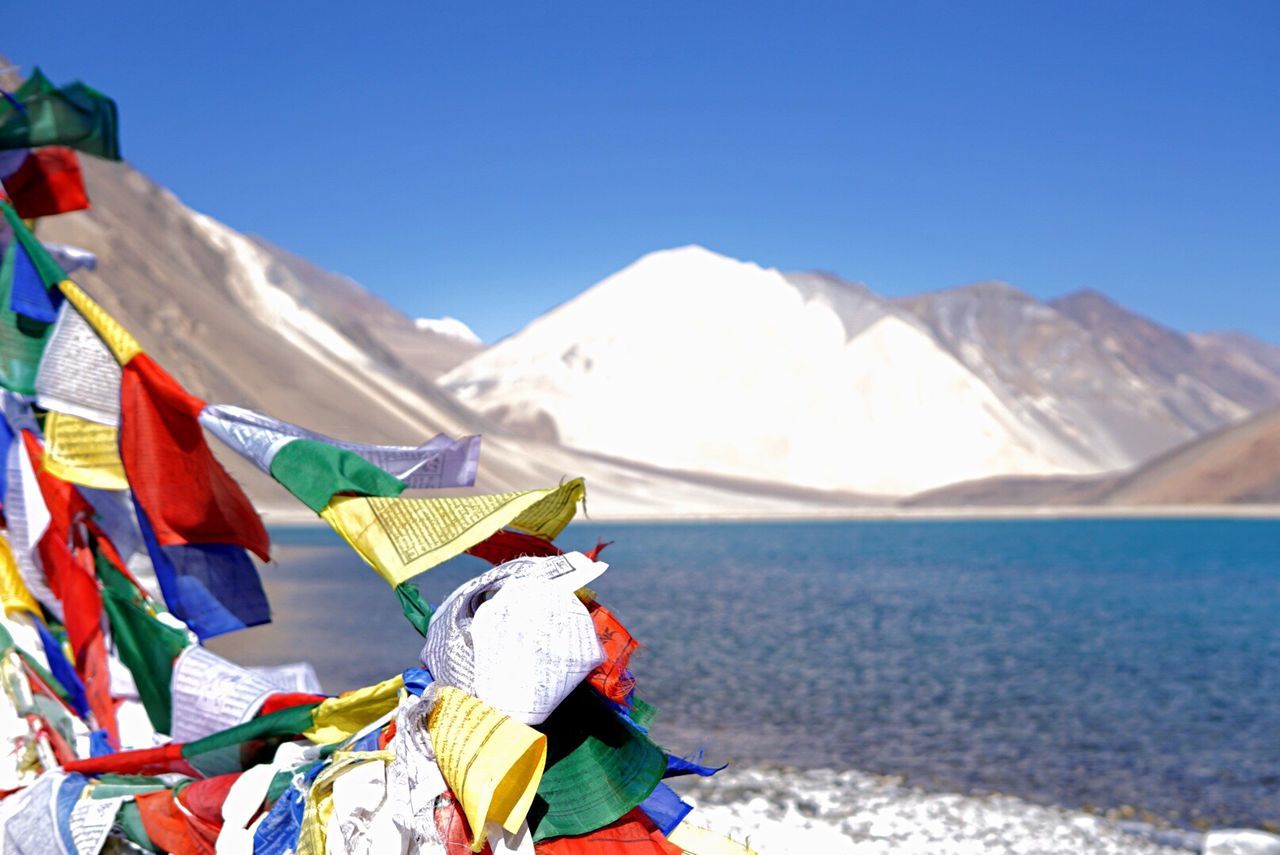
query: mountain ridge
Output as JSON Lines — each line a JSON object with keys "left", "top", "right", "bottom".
{"left": 442, "top": 244, "right": 1280, "bottom": 497}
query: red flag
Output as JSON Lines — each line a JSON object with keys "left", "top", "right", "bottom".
{"left": 258, "top": 692, "right": 327, "bottom": 716}
{"left": 467, "top": 528, "right": 563, "bottom": 565}
{"left": 21, "top": 431, "right": 93, "bottom": 598}
{"left": 120, "top": 353, "right": 269, "bottom": 560}
{"left": 585, "top": 599, "right": 638, "bottom": 704}
{"left": 136, "top": 789, "right": 214, "bottom": 855}
{"left": 0, "top": 147, "right": 89, "bottom": 218}
{"left": 63, "top": 743, "right": 198, "bottom": 777}
{"left": 58, "top": 543, "right": 119, "bottom": 747}
{"left": 179, "top": 773, "right": 241, "bottom": 831}
{"left": 534, "top": 808, "right": 681, "bottom": 854}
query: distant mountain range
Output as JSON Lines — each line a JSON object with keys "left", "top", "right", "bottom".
{"left": 25, "top": 151, "right": 1280, "bottom": 515}
{"left": 442, "top": 246, "right": 1280, "bottom": 497}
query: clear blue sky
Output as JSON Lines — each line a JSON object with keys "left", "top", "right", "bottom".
{"left": 9, "top": 2, "right": 1278, "bottom": 343}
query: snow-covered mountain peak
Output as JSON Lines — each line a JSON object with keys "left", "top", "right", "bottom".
{"left": 415, "top": 316, "right": 482, "bottom": 344}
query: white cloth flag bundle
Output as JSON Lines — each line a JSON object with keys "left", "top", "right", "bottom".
{"left": 421, "top": 552, "right": 607, "bottom": 725}
{"left": 34, "top": 301, "right": 122, "bottom": 427}
{"left": 198, "top": 404, "right": 482, "bottom": 489}
{"left": 169, "top": 646, "right": 280, "bottom": 743}
{"left": 248, "top": 661, "right": 324, "bottom": 694}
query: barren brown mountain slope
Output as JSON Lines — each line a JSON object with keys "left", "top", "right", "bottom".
{"left": 906, "top": 407, "right": 1280, "bottom": 508}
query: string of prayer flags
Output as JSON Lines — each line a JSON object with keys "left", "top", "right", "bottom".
{"left": 0, "top": 68, "right": 121, "bottom": 160}
{"left": 0, "top": 76, "right": 757, "bottom": 854}
{"left": 0, "top": 146, "right": 90, "bottom": 218}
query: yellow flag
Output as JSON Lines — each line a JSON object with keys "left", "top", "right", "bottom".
{"left": 320, "top": 488, "right": 561, "bottom": 587}
{"left": 302, "top": 675, "right": 403, "bottom": 744}
{"left": 0, "top": 536, "right": 39, "bottom": 617}
{"left": 428, "top": 686, "right": 547, "bottom": 852}
{"left": 57, "top": 280, "right": 143, "bottom": 365}
{"left": 508, "top": 477, "right": 586, "bottom": 540}
{"left": 667, "top": 820, "right": 759, "bottom": 855}
{"left": 41, "top": 411, "right": 129, "bottom": 491}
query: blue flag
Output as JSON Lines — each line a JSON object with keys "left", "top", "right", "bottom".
{"left": 32, "top": 617, "right": 89, "bottom": 718}
{"left": 135, "top": 498, "right": 270, "bottom": 640}
{"left": 639, "top": 782, "right": 693, "bottom": 835}
{"left": 9, "top": 240, "right": 61, "bottom": 324}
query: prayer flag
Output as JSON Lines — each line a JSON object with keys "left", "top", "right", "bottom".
{"left": 320, "top": 484, "right": 582, "bottom": 587}
{"left": 429, "top": 686, "right": 548, "bottom": 852}
{"left": 56, "top": 278, "right": 141, "bottom": 364}
{"left": 200, "top": 402, "right": 481, "bottom": 491}
{"left": 0, "top": 68, "right": 121, "bottom": 160}
{"left": 0, "top": 146, "right": 89, "bottom": 218}
{"left": 134, "top": 502, "right": 270, "bottom": 640}
{"left": 0, "top": 243, "right": 53, "bottom": 394}
{"left": 96, "top": 554, "right": 188, "bottom": 735}
{"left": 120, "top": 353, "right": 269, "bottom": 560}
{"left": 41, "top": 410, "right": 128, "bottom": 490}
{"left": 35, "top": 298, "right": 122, "bottom": 426}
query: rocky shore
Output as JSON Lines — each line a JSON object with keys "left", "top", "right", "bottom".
{"left": 674, "top": 767, "right": 1280, "bottom": 854}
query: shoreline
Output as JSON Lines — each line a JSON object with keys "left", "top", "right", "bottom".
{"left": 258, "top": 503, "right": 1280, "bottom": 527}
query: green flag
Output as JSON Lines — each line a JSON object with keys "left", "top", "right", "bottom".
{"left": 394, "top": 582, "right": 434, "bottom": 636}
{"left": 97, "top": 555, "right": 190, "bottom": 735}
{"left": 0, "top": 243, "right": 53, "bottom": 394}
{"left": 0, "top": 68, "right": 121, "bottom": 160}
{"left": 268, "top": 437, "right": 406, "bottom": 512}
{"left": 0, "top": 200, "right": 66, "bottom": 286}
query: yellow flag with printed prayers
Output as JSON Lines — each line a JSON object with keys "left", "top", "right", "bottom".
{"left": 58, "top": 279, "right": 143, "bottom": 365}
{"left": 667, "top": 820, "right": 759, "bottom": 854}
{"left": 320, "top": 487, "right": 567, "bottom": 587}
{"left": 508, "top": 477, "right": 586, "bottom": 540}
{"left": 302, "top": 674, "right": 404, "bottom": 744}
{"left": 41, "top": 411, "right": 129, "bottom": 490}
{"left": 429, "top": 686, "right": 547, "bottom": 852}
{"left": 0, "top": 535, "right": 39, "bottom": 617}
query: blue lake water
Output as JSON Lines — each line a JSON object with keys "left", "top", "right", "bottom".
{"left": 210, "top": 518, "right": 1280, "bottom": 829}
